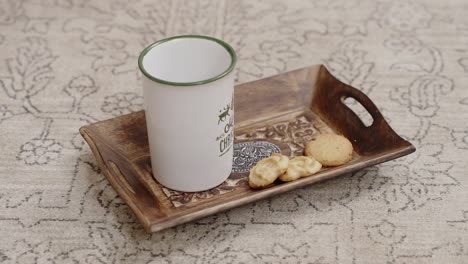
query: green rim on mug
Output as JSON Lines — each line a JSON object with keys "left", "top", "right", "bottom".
{"left": 138, "top": 35, "right": 237, "bottom": 86}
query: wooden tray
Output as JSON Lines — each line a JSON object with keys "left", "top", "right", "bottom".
{"left": 80, "top": 65, "right": 415, "bottom": 232}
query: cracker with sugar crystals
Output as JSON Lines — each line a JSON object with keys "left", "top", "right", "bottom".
{"left": 279, "top": 156, "right": 322, "bottom": 182}
{"left": 249, "top": 153, "right": 289, "bottom": 189}
{"left": 270, "top": 153, "right": 289, "bottom": 173}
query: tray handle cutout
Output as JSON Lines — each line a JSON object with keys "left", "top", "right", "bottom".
{"left": 338, "top": 86, "right": 383, "bottom": 130}
{"left": 79, "top": 127, "right": 167, "bottom": 229}
{"left": 341, "top": 96, "right": 374, "bottom": 127}
{"left": 311, "top": 66, "right": 413, "bottom": 155}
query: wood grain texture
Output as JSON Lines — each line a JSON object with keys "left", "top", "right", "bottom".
{"left": 79, "top": 64, "right": 415, "bottom": 233}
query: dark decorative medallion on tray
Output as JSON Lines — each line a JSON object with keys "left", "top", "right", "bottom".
{"left": 232, "top": 141, "right": 281, "bottom": 173}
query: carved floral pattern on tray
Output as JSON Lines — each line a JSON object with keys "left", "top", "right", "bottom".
{"left": 161, "top": 115, "right": 325, "bottom": 208}
{"left": 236, "top": 115, "right": 330, "bottom": 155}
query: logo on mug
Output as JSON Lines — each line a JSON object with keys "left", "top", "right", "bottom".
{"left": 216, "top": 99, "right": 234, "bottom": 157}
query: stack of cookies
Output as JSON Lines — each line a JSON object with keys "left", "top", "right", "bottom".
{"left": 249, "top": 133, "right": 353, "bottom": 189}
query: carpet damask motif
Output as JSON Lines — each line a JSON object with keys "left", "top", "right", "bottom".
{"left": 0, "top": 0, "right": 467, "bottom": 263}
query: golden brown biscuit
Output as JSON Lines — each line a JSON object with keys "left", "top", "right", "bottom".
{"left": 270, "top": 153, "right": 289, "bottom": 173}
{"left": 279, "top": 156, "right": 322, "bottom": 182}
{"left": 304, "top": 134, "right": 353, "bottom": 166}
{"left": 249, "top": 156, "right": 285, "bottom": 189}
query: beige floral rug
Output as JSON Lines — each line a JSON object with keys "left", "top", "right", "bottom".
{"left": 0, "top": 0, "right": 467, "bottom": 263}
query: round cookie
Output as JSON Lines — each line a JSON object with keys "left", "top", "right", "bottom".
{"left": 304, "top": 134, "right": 353, "bottom": 166}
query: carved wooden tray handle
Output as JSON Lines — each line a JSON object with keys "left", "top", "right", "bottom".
{"left": 312, "top": 66, "right": 412, "bottom": 155}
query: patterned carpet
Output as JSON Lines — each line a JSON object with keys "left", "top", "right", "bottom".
{"left": 1, "top": 0, "right": 467, "bottom": 263}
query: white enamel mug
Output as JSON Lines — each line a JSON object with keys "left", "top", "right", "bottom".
{"left": 138, "top": 35, "right": 236, "bottom": 192}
